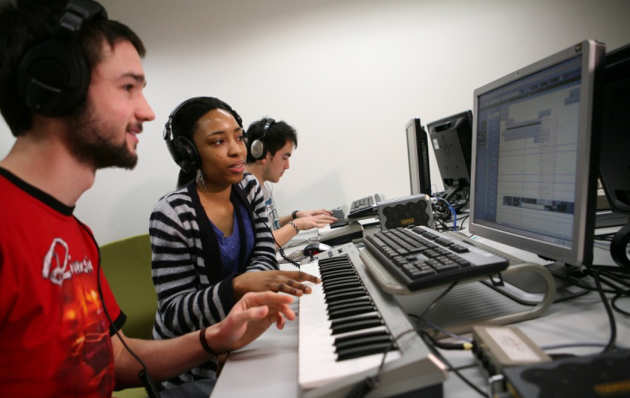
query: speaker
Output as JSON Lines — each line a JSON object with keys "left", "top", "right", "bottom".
{"left": 17, "top": 0, "right": 107, "bottom": 116}
{"left": 249, "top": 118, "right": 274, "bottom": 160}
{"left": 377, "top": 194, "right": 433, "bottom": 230}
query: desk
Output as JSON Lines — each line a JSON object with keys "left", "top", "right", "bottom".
{"left": 212, "top": 241, "right": 630, "bottom": 397}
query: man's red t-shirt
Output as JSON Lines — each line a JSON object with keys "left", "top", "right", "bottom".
{"left": 0, "top": 168, "right": 125, "bottom": 397}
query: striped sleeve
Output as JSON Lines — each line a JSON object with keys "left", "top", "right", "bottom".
{"left": 239, "top": 173, "right": 278, "bottom": 271}
{"left": 149, "top": 190, "right": 234, "bottom": 337}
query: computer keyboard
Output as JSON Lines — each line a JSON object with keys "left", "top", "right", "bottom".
{"left": 347, "top": 193, "right": 384, "bottom": 219}
{"left": 363, "top": 226, "right": 508, "bottom": 291}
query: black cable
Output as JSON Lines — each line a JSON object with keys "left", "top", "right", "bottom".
{"left": 264, "top": 220, "right": 303, "bottom": 269}
{"left": 419, "top": 330, "right": 486, "bottom": 397}
{"left": 587, "top": 268, "right": 617, "bottom": 353}
{"left": 96, "top": 252, "right": 160, "bottom": 398}
{"left": 419, "top": 330, "right": 472, "bottom": 351}
{"left": 450, "top": 363, "right": 478, "bottom": 371}
{"left": 345, "top": 329, "right": 418, "bottom": 398}
{"left": 418, "top": 281, "right": 459, "bottom": 320}
{"left": 591, "top": 265, "right": 630, "bottom": 278}
{"left": 550, "top": 270, "right": 618, "bottom": 294}
{"left": 612, "top": 293, "right": 630, "bottom": 316}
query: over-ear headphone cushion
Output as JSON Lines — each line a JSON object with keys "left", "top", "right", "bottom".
{"left": 167, "top": 136, "right": 201, "bottom": 173}
{"left": 17, "top": 38, "right": 90, "bottom": 116}
{"left": 250, "top": 138, "right": 265, "bottom": 160}
{"left": 611, "top": 223, "right": 630, "bottom": 269}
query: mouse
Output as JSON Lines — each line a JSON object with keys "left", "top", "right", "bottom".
{"left": 303, "top": 242, "right": 332, "bottom": 257}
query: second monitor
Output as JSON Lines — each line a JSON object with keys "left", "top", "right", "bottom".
{"left": 427, "top": 110, "right": 473, "bottom": 209}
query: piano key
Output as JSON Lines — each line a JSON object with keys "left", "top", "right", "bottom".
{"left": 328, "top": 304, "right": 376, "bottom": 320}
{"left": 336, "top": 342, "right": 397, "bottom": 361}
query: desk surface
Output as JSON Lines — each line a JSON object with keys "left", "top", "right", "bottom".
{"left": 212, "top": 240, "right": 630, "bottom": 398}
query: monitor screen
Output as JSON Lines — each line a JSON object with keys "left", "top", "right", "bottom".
{"left": 470, "top": 40, "right": 605, "bottom": 267}
{"left": 406, "top": 118, "right": 432, "bottom": 196}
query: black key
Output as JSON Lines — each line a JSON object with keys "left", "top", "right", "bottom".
{"left": 334, "top": 333, "right": 392, "bottom": 351}
{"left": 328, "top": 304, "right": 376, "bottom": 320}
{"left": 335, "top": 329, "right": 387, "bottom": 343}
{"left": 323, "top": 278, "right": 361, "bottom": 291}
{"left": 324, "top": 283, "right": 363, "bottom": 295}
{"left": 336, "top": 342, "right": 396, "bottom": 361}
{"left": 331, "top": 316, "right": 383, "bottom": 335}
{"left": 325, "top": 289, "right": 367, "bottom": 303}
{"left": 327, "top": 300, "right": 375, "bottom": 316}
{"left": 326, "top": 296, "right": 371, "bottom": 311}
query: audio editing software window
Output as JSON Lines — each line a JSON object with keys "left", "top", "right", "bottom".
{"left": 474, "top": 56, "right": 582, "bottom": 248}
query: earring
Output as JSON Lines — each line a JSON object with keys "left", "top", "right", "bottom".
{"left": 196, "top": 169, "right": 207, "bottom": 191}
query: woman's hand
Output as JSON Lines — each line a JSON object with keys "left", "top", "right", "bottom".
{"left": 233, "top": 270, "right": 320, "bottom": 299}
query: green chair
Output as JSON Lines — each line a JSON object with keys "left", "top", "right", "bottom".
{"left": 100, "top": 234, "right": 157, "bottom": 398}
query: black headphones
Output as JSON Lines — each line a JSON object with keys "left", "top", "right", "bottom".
{"left": 17, "top": 0, "right": 107, "bottom": 116}
{"left": 163, "top": 97, "right": 243, "bottom": 173}
{"left": 610, "top": 223, "right": 630, "bottom": 269}
{"left": 249, "top": 117, "right": 275, "bottom": 160}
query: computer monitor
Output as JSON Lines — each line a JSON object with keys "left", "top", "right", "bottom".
{"left": 594, "top": 43, "right": 630, "bottom": 268}
{"left": 427, "top": 111, "right": 473, "bottom": 206}
{"left": 470, "top": 40, "right": 605, "bottom": 268}
{"left": 406, "top": 118, "right": 432, "bottom": 196}
{"left": 595, "top": 43, "right": 630, "bottom": 215}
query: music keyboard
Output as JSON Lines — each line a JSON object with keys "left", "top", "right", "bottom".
{"left": 298, "top": 245, "right": 447, "bottom": 397}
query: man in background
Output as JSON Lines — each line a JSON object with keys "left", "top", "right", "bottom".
{"left": 243, "top": 117, "right": 337, "bottom": 246}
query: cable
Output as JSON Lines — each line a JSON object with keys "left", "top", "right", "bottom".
{"left": 417, "top": 281, "right": 459, "bottom": 320}
{"left": 432, "top": 196, "right": 457, "bottom": 231}
{"left": 96, "top": 252, "right": 160, "bottom": 398}
{"left": 588, "top": 268, "right": 617, "bottom": 353}
{"left": 263, "top": 220, "right": 303, "bottom": 269}
{"left": 79, "top": 222, "right": 160, "bottom": 397}
{"left": 407, "top": 315, "right": 473, "bottom": 343}
{"left": 418, "top": 330, "right": 486, "bottom": 397}
{"left": 612, "top": 293, "right": 630, "bottom": 316}
{"left": 345, "top": 329, "right": 418, "bottom": 398}
{"left": 542, "top": 342, "right": 628, "bottom": 351}
{"left": 419, "top": 330, "right": 473, "bottom": 351}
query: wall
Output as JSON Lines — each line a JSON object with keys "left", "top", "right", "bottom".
{"left": 1, "top": 0, "right": 629, "bottom": 244}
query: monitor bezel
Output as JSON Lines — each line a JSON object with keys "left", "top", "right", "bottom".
{"left": 469, "top": 40, "right": 605, "bottom": 266}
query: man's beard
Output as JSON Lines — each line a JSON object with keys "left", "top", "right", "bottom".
{"left": 67, "top": 102, "right": 138, "bottom": 170}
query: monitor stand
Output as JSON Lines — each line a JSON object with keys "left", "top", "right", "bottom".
{"left": 497, "top": 261, "right": 591, "bottom": 304}
{"left": 449, "top": 232, "right": 597, "bottom": 303}
{"left": 359, "top": 247, "right": 556, "bottom": 338}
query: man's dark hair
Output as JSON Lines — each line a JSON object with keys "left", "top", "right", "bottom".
{"left": 246, "top": 118, "right": 298, "bottom": 163}
{"left": 0, "top": 0, "right": 146, "bottom": 136}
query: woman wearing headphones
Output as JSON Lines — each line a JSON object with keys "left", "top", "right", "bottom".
{"left": 150, "top": 97, "right": 319, "bottom": 396}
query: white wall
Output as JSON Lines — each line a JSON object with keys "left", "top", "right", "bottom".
{"left": 1, "top": 0, "right": 629, "bottom": 244}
